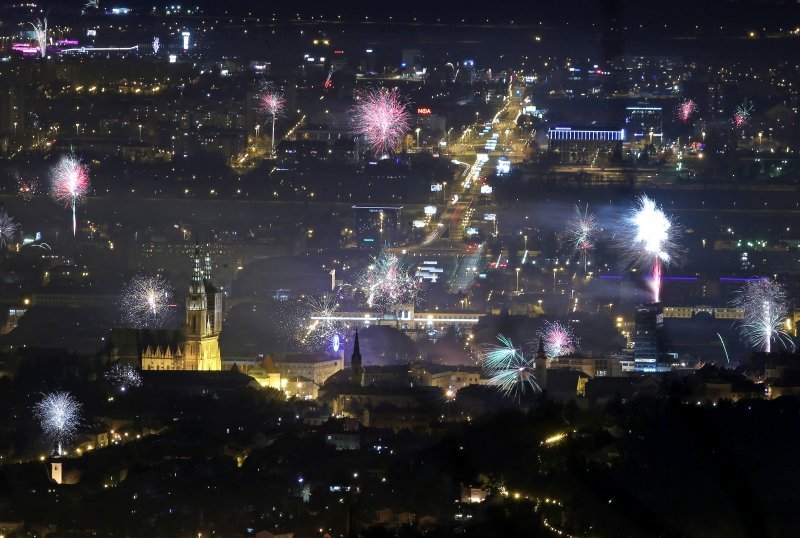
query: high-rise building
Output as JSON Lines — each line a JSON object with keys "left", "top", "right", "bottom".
{"left": 633, "top": 303, "right": 667, "bottom": 372}
{"left": 625, "top": 105, "right": 663, "bottom": 146}
{"left": 352, "top": 205, "right": 403, "bottom": 249}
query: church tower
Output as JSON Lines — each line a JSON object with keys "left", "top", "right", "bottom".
{"left": 203, "top": 247, "right": 223, "bottom": 335}
{"left": 351, "top": 330, "right": 363, "bottom": 387}
{"left": 534, "top": 338, "right": 547, "bottom": 390}
{"left": 184, "top": 245, "right": 221, "bottom": 371}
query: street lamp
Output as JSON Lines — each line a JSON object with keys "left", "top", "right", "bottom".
{"left": 138, "top": 124, "right": 143, "bottom": 142}
{"left": 75, "top": 123, "right": 80, "bottom": 136}
{"left": 515, "top": 267, "right": 521, "bottom": 292}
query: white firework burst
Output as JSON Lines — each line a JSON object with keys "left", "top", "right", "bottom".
{"left": 33, "top": 391, "right": 81, "bottom": 455}
{"left": 120, "top": 274, "right": 175, "bottom": 329}
{"left": 105, "top": 362, "right": 143, "bottom": 392}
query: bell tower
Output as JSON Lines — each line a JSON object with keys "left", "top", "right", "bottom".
{"left": 183, "top": 245, "right": 221, "bottom": 371}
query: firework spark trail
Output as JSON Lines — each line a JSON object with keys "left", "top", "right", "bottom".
{"left": 734, "top": 279, "right": 793, "bottom": 353}
{"left": 152, "top": 37, "right": 160, "bottom": 54}
{"left": 617, "top": 195, "right": 679, "bottom": 303}
{"left": 33, "top": 392, "right": 81, "bottom": 455}
{"left": 676, "top": 99, "right": 697, "bottom": 123}
{"left": 481, "top": 334, "right": 540, "bottom": 401}
{"left": 30, "top": 19, "right": 47, "bottom": 58}
{"left": 567, "top": 204, "right": 597, "bottom": 272}
{"left": 257, "top": 83, "right": 286, "bottom": 153}
{"left": 83, "top": 0, "right": 99, "bottom": 13}
{"left": 352, "top": 88, "right": 411, "bottom": 155}
{"left": 302, "top": 294, "right": 346, "bottom": 352}
{"left": 105, "top": 362, "right": 143, "bottom": 391}
{"left": 0, "top": 208, "right": 19, "bottom": 248}
{"left": 481, "top": 334, "right": 523, "bottom": 373}
{"left": 734, "top": 103, "right": 753, "bottom": 128}
{"left": 120, "top": 274, "right": 174, "bottom": 329}
{"left": 51, "top": 154, "right": 90, "bottom": 237}
{"left": 536, "top": 321, "right": 578, "bottom": 359}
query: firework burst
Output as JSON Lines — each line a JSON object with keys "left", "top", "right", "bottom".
{"left": 152, "top": 36, "right": 160, "bottom": 54}
{"left": 676, "top": 99, "right": 697, "bottom": 123}
{"left": 33, "top": 391, "right": 81, "bottom": 455}
{"left": 537, "top": 321, "right": 578, "bottom": 359}
{"left": 105, "top": 362, "right": 143, "bottom": 392}
{"left": 352, "top": 87, "right": 411, "bottom": 155}
{"left": 120, "top": 274, "right": 174, "bottom": 329}
{"left": 30, "top": 18, "right": 47, "bottom": 58}
{"left": 257, "top": 82, "right": 287, "bottom": 154}
{"left": 734, "top": 279, "right": 793, "bottom": 353}
{"left": 358, "top": 250, "right": 419, "bottom": 312}
{"left": 567, "top": 204, "right": 597, "bottom": 272}
{"left": 481, "top": 334, "right": 541, "bottom": 401}
{"left": 0, "top": 208, "right": 19, "bottom": 248}
{"left": 301, "top": 294, "right": 346, "bottom": 352}
{"left": 51, "top": 154, "right": 90, "bottom": 237}
{"left": 481, "top": 334, "right": 523, "bottom": 372}
{"left": 82, "top": 0, "right": 99, "bottom": 13}
{"left": 734, "top": 103, "right": 753, "bottom": 128}
{"left": 617, "top": 195, "right": 679, "bottom": 303}
{"left": 18, "top": 178, "right": 39, "bottom": 201}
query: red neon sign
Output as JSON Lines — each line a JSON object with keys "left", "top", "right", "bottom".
{"left": 417, "top": 107, "right": 432, "bottom": 115}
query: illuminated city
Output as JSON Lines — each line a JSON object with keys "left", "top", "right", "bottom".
{"left": 0, "top": 1, "right": 799, "bottom": 536}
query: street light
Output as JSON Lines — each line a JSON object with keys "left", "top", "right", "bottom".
{"left": 75, "top": 123, "right": 80, "bottom": 136}
{"left": 515, "top": 267, "right": 521, "bottom": 292}
{"left": 138, "top": 124, "right": 143, "bottom": 142}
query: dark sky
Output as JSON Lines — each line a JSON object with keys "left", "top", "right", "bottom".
{"left": 37, "top": 0, "right": 800, "bottom": 28}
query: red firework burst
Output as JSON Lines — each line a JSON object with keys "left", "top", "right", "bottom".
{"left": 676, "top": 99, "right": 697, "bottom": 123}
{"left": 352, "top": 88, "right": 411, "bottom": 155}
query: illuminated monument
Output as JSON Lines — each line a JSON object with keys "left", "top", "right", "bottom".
{"left": 112, "top": 246, "right": 222, "bottom": 371}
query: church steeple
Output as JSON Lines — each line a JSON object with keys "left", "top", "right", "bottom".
{"left": 351, "top": 330, "right": 363, "bottom": 387}
{"left": 534, "top": 337, "right": 547, "bottom": 389}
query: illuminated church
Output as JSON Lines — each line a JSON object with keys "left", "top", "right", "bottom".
{"left": 109, "top": 246, "right": 222, "bottom": 371}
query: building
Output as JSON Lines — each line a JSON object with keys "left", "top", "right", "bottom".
{"left": 309, "top": 305, "right": 482, "bottom": 338}
{"left": 633, "top": 303, "right": 666, "bottom": 372}
{"left": 110, "top": 246, "right": 222, "bottom": 371}
{"left": 547, "top": 126, "right": 625, "bottom": 163}
{"left": 352, "top": 206, "right": 403, "bottom": 248}
{"left": 625, "top": 105, "right": 663, "bottom": 145}
{"left": 663, "top": 306, "right": 743, "bottom": 320}
{"left": 272, "top": 352, "right": 344, "bottom": 386}
{"left": 549, "top": 355, "right": 626, "bottom": 378}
